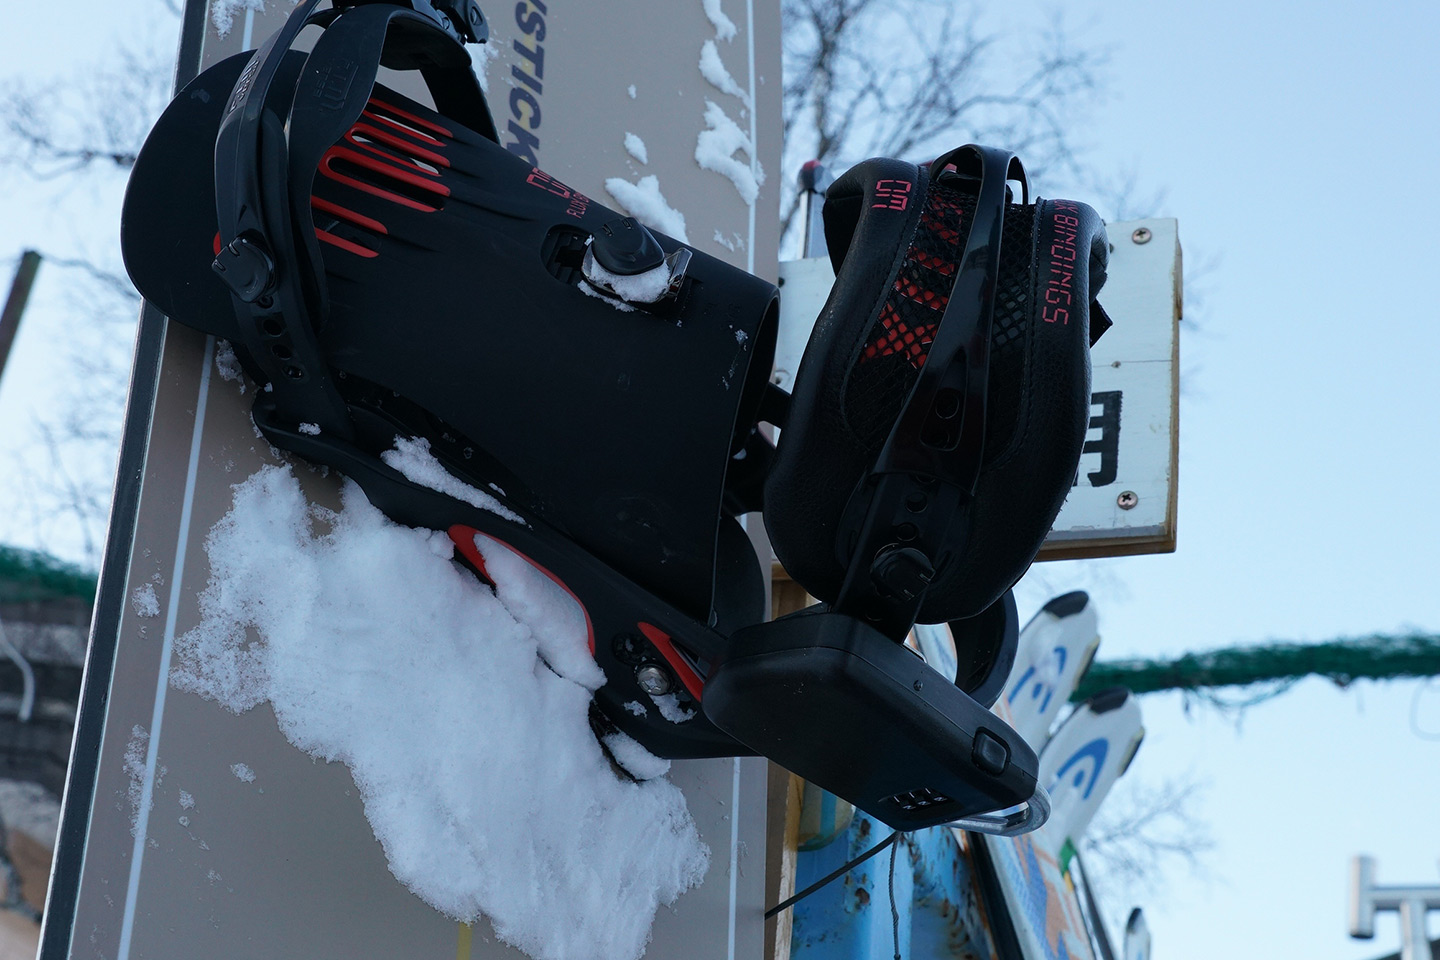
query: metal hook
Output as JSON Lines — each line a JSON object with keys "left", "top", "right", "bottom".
{"left": 945, "top": 782, "right": 1051, "bottom": 837}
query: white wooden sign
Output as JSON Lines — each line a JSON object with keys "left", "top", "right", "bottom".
{"left": 773, "top": 217, "right": 1181, "bottom": 560}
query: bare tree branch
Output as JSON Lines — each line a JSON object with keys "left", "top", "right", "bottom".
{"left": 1080, "top": 772, "right": 1214, "bottom": 930}
{"left": 0, "top": 44, "right": 170, "bottom": 179}
{"left": 780, "top": 0, "right": 1112, "bottom": 251}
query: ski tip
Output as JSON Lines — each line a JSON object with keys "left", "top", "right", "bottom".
{"left": 1043, "top": 590, "right": 1090, "bottom": 618}
{"left": 1084, "top": 685, "right": 1131, "bottom": 715}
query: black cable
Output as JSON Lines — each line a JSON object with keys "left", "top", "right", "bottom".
{"left": 764, "top": 830, "right": 901, "bottom": 920}
{"left": 889, "top": 837, "right": 902, "bottom": 960}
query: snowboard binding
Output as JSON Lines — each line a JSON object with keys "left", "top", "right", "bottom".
{"left": 121, "top": 0, "right": 1111, "bottom": 834}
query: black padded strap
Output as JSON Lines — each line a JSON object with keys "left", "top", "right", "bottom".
{"left": 831, "top": 146, "right": 1023, "bottom": 639}
{"left": 212, "top": 0, "right": 495, "bottom": 437}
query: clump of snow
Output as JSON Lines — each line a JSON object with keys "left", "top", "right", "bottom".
{"left": 179, "top": 790, "right": 195, "bottom": 810}
{"left": 577, "top": 281, "right": 637, "bottom": 314}
{"left": 210, "top": 0, "right": 266, "bottom": 37}
{"left": 623, "top": 132, "right": 649, "bottom": 165}
{"left": 603, "top": 731, "right": 671, "bottom": 781}
{"left": 468, "top": 41, "right": 498, "bottom": 94}
{"left": 123, "top": 726, "right": 164, "bottom": 839}
{"left": 381, "top": 436, "right": 525, "bottom": 524}
{"left": 603, "top": 176, "right": 689, "bottom": 243}
{"left": 171, "top": 465, "right": 708, "bottom": 960}
{"left": 582, "top": 250, "right": 672, "bottom": 305}
{"left": 650, "top": 693, "right": 695, "bottom": 724}
{"left": 298, "top": 423, "right": 321, "bottom": 436}
{"left": 468, "top": 532, "right": 603, "bottom": 689}
{"left": 130, "top": 583, "right": 160, "bottom": 619}
{"left": 178, "top": 815, "right": 190, "bottom": 827}
{"left": 624, "top": 701, "right": 646, "bottom": 717}
{"left": 627, "top": 85, "right": 637, "bottom": 99}
{"left": 695, "top": 101, "right": 765, "bottom": 205}
{"left": 702, "top": 0, "right": 738, "bottom": 41}
{"left": 699, "top": 41, "right": 750, "bottom": 106}
{"left": 214, "top": 340, "right": 246, "bottom": 391}
{"left": 230, "top": 763, "right": 256, "bottom": 783}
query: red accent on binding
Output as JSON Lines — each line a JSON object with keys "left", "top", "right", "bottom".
{"left": 637, "top": 622, "right": 705, "bottom": 702}
{"left": 316, "top": 229, "right": 379, "bottom": 258}
{"left": 447, "top": 526, "right": 495, "bottom": 586}
{"left": 345, "top": 121, "right": 451, "bottom": 171}
{"left": 212, "top": 232, "right": 222, "bottom": 256}
{"left": 319, "top": 146, "right": 449, "bottom": 212}
{"left": 363, "top": 107, "right": 445, "bottom": 147}
{"left": 861, "top": 302, "right": 936, "bottom": 368}
{"left": 446, "top": 525, "right": 597, "bottom": 657}
{"left": 871, "top": 178, "right": 913, "bottom": 211}
{"left": 367, "top": 97, "right": 453, "bottom": 139}
{"left": 311, "top": 196, "right": 388, "bottom": 235}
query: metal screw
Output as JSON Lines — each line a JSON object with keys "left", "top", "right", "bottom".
{"left": 1131, "top": 227, "right": 1152, "bottom": 245}
{"left": 635, "top": 664, "right": 673, "bottom": 696}
{"left": 1117, "top": 490, "right": 1138, "bottom": 510}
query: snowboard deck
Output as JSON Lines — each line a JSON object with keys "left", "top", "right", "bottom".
{"left": 42, "top": 2, "right": 782, "bottom": 958}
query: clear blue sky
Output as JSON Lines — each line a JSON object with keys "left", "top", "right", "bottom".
{"left": 1, "top": 1, "right": 1438, "bottom": 958}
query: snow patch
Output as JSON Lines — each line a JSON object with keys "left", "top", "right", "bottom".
{"left": 179, "top": 790, "right": 195, "bottom": 810}
{"left": 582, "top": 250, "right": 672, "bottom": 304}
{"left": 230, "top": 763, "right": 256, "bottom": 783}
{"left": 624, "top": 701, "right": 647, "bottom": 717}
{"left": 381, "top": 436, "right": 525, "bottom": 524}
{"left": 468, "top": 41, "right": 497, "bottom": 94}
{"left": 577, "top": 281, "right": 637, "bottom": 313}
{"left": 696, "top": 100, "right": 765, "bottom": 206}
{"left": 171, "top": 465, "right": 708, "bottom": 960}
{"left": 623, "top": 132, "right": 649, "bottom": 165}
{"left": 627, "top": 85, "right": 638, "bottom": 99}
{"left": 604, "top": 176, "right": 689, "bottom": 243}
{"left": 214, "top": 340, "right": 246, "bottom": 391}
{"left": 702, "top": 0, "right": 738, "bottom": 41}
{"left": 650, "top": 693, "right": 695, "bottom": 724}
{"left": 210, "top": 0, "right": 266, "bottom": 38}
{"left": 699, "top": 41, "right": 749, "bottom": 106}
{"left": 467, "top": 532, "right": 604, "bottom": 689}
{"left": 123, "top": 726, "right": 163, "bottom": 839}
{"left": 130, "top": 583, "right": 160, "bottom": 619}
{"left": 298, "top": 423, "right": 321, "bottom": 436}
{"left": 603, "top": 730, "right": 671, "bottom": 781}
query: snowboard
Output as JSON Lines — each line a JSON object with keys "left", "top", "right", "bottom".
{"left": 40, "top": 2, "right": 782, "bottom": 959}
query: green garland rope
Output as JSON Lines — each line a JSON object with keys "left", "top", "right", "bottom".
{"left": 1072, "top": 633, "right": 1440, "bottom": 702}
{"left": 4, "top": 540, "right": 1437, "bottom": 705}
{"left": 0, "top": 544, "right": 98, "bottom": 605}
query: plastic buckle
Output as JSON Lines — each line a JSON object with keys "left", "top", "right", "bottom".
{"left": 431, "top": 0, "right": 489, "bottom": 43}
{"left": 328, "top": 0, "right": 489, "bottom": 44}
{"left": 211, "top": 235, "right": 275, "bottom": 303}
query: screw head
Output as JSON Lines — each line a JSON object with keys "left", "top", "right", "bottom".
{"left": 1131, "top": 227, "right": 1152, "bottom": 245}
{"left": 1117, "top": 490, "right": 1138, "bottom": 510}
{"left": 635, "top": 664, "right": 673, "bottom": 696}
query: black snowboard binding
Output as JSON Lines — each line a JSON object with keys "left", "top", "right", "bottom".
{"left": 120, "top": 0, "right": 1111, "bottom": 833}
